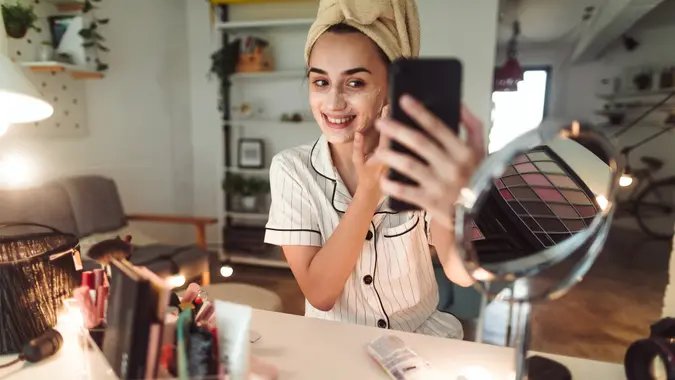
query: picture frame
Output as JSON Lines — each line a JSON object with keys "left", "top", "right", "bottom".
{"left": 238, "top": 139, "right": 265, "bottom": 169}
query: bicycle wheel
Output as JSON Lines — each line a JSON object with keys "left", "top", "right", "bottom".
{"left": 635, "top": 178, "right": 675, "bottom": 240}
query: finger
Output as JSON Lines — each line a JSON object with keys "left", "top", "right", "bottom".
{"left": 375, "top": 149, "right": 443, "bottom": 195}
{"left": 181, "top": 283, "right": 200, "bottom": 303}
{"left": 376, "top": 117, "right": 449, "bottom": 168}
{"left": 379, "top": 104, "right": 390, "bottom": 120}
{"left": 352, "top": 132, "right": 365, "bottom": 167}
{"left": 399, "top": 95, "right": 459, "bottom": 151}
{"left": 461, "top": 104, "right": 486, "bottom": 159}
{"left": 380, "top": 177, "right": 434, "bottom": 211}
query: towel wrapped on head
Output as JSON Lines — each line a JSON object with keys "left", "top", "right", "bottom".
{"left": 304, "top": 0, "right": 421, "bottom": 64}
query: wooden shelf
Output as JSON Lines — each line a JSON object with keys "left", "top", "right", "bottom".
{"left": 228, "top": 120, "right": 315, "bottom": 128}
{"left": 20, "top": 62, "right": 104, "bottom": 79}
{"left": 230, "top": 70, "right": 306, "bottom": 81}
{"left": 48, "top": 0, "right": 84, "bottom": 12}
{"left": 225, "top": 167, "right": 270, "bottom": 175}
{"left": 225, "top": 211, "right": 268, "bottom": 221}
{"left": 597, "top": 88, "right": 675, "bottom": 100}
{"left": 225, "top": 249, "right": 289, "bottom": 269}
{"left": 216, "top": 18, "right": 313, "bottom": 30}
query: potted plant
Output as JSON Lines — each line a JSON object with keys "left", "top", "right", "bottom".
{"left": 224, "top": 174, "right": 270, "bottom": 211}
{"left": 1, "top": 1, "right": 38, "bottom": 39}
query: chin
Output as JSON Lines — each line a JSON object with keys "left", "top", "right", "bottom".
{"left": 321, "top": 127, "right": 356, "bottom": 145}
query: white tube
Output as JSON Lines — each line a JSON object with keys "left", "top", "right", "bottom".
{"left": 214, "top": 300, "right": 252, "bottom": 380}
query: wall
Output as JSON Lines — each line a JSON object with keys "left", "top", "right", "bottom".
{"left": 0, "top": 0, "right": 195, "bottom": 244}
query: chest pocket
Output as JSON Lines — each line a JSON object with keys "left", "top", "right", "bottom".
{"left": 378, "top": 213, "right": 424, "bottom": 282}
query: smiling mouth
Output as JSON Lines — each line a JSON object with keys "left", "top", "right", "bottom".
{"left": 323, "top": 113, "right": 356, "bottom": 129}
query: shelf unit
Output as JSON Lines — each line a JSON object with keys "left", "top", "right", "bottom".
{"left": 20, "top": 61, "right": 104, "bottom": 79}
{"left": 596, "top": 88, "right": 675, "bottom": 130}
{"left": 597, "top": 88, "right": 675, "bottom": 100}
{"left": 49, "top": 0, "right": 85, "bottom": 12}
{"left": 229, "top": 70, "right": 307, "bottom": 80}
{"left": 217, "top": 5, "right": 315, "bottom": 269}
{"left": 216, "top": 18, "right": 313, "bottom": 30}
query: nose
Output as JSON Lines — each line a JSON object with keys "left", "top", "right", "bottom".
{"left": 326, "top": 86, "right": 348, "bottom": 111}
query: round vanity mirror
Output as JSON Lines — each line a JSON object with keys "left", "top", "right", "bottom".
{"left": 454, "top": 120, "right": 621, "bottom": 303}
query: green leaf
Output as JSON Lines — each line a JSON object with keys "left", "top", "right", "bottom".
{"left": 82, "top": 41, "right": 95, "bottom": 48}
{"left": 93, "top": 32, "right": 105, "bottom": 41}
{"left": 97, "top": 43, "right": 110, "bottom": 52}
{"left": 96, "top": 62, "right": 109, "bottom": 72}
{"left": 90, "top": 22, "right": 98, "bottom": 30}
{"left": 97, "top": 18, "right": 110, "bottom": 25}
{"left": 78, "top": 29, "right": 92, "bottom": 39}
{"left": 82, "top": 0, "right": 93, "bottom": 13}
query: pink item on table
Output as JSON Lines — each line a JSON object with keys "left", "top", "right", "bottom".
{"left": 73, "top": 286, "right": 100, "bottom": 329}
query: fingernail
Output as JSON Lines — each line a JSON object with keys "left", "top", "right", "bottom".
{"left": 400, "top": 94, "right": 416, "bottom": 107}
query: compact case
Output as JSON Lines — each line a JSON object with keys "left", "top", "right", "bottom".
{"left": 0, "top": 223, "right": 80, "bottom": 354}
{"left": 472, "top": 146, "right": 601, "bottom": 264}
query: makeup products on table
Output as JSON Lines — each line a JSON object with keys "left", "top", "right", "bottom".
{"left": 214, "top": 300, "right": 253, "bottom": 380}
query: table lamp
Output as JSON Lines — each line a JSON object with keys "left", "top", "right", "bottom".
{"left": 0, "top": 2, "right": 53, "bottom": 135}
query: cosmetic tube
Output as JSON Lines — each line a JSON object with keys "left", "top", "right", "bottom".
{"left": 214, "top": 300, "right": 252, "bottom": 380}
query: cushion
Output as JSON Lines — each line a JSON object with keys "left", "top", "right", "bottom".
{"left": 55, "top": 175, "right": 127, "bottom": 237}
{"left": 0, "top": 182, "right": 78, "bottom": 236}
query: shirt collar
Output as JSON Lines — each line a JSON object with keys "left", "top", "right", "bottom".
{"left": 310, "top": 135, "right": 399, "bottom": 217}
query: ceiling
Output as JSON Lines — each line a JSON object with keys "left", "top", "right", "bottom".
{"left": 497, "top": 0, "right": 608, "bottom": 46}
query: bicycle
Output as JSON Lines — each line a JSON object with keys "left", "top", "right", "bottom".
{"left": 615, "top": 149, "right": 675, "bottom": 240}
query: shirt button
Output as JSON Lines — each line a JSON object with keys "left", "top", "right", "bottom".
{"left": 363, "top": 274, "right": 373, "bottom": 285}
{"left": 366, "top": 231, "right": 374, "bottom": 241}
{"left": 377, "top": 319, "right": 387, "bottom": 329}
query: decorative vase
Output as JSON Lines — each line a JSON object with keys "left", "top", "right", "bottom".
{"left": 37, "top": 44, "right": 54, "bottom": 62}
{"left": 241, "top": 196, "right": 257, "bottom": 211}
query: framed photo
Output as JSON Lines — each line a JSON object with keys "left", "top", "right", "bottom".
{"left": 238, "top": 139, "right": 265, "bottom": 169}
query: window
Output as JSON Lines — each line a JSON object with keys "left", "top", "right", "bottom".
{"left": 489, "top": 68, "right": 550, "bottom": 153}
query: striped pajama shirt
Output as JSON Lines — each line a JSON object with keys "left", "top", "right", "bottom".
{"left": 264, "top": 135, "right": 463, "bottom": 339}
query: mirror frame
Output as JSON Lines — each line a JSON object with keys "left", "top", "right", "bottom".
{"left": 454, "top": 120, "right": 622, "bottom": 301}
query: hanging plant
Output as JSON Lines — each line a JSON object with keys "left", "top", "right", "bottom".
{"left": 209, "top": 34, "right": 240, "bottom": 114}
{"left": 1, "top": 1, "right": 38, "bottom": 39}
{"left": 78, "top": 0, "right": 110, "bottom": 72}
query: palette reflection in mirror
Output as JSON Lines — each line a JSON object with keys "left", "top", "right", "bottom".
{"left": 454, "top": 120, "right": 621, "bottom": 380}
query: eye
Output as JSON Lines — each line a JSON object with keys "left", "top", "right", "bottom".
{"left": 347, "top": 79, "right": 365, "bottom": 88}
{"left": 313, "top": 79, "right": 328, "bottom": 87}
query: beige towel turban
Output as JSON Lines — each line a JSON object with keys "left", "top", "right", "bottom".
{"left": 304, "top": 0, "right": 421, "bottom": 64}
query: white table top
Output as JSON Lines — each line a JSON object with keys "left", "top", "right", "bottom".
{"left": 250, "top": 310, "right": 626, "bottom": 380}
{"left": 0, "top": 309, "right": 626, "bottom": 380}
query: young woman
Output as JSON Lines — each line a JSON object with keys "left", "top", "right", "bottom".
{"left": 264, "top": 0, "right": 485, "bottom": 339}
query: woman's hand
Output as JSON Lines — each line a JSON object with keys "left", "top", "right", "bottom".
{"left": 353, "top": 105, "right": 389, "bottom": 201}
{"left": 375, "top": 95, "right": 485, "bottom": 229}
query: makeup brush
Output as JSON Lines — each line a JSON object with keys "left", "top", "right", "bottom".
{"left": 86, "top": 235, "right": 133, "bottom": 265}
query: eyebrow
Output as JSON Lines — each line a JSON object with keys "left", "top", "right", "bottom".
{"left": 308, "top": 67, "right": 372, "bottom": 76}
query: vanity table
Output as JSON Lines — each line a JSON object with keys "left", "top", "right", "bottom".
{"left": 0, "top": 309, "right": 625, "bottom": 380}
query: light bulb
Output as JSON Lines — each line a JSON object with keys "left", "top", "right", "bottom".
{"left": 620, "top": 175, "right": 633, "bottom": 187}
{"left": 167, "top": 274, "right": 186, "bottom": 288}
{"left": 0, "top": 153, "right": 36, "bottom": 188}
{"left": 220, "top": 265, "right": 234, "bottom": 278}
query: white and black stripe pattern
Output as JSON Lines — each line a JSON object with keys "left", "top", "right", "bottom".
{"left": 265, "top": 135, "right": 463, "bottom": 339}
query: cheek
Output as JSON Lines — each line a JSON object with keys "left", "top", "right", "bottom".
{"left": 346, "top": 91, "right": 385, "bottom": 119}
{"left": 309, "top": 92, "right": 324, "bottom": 113}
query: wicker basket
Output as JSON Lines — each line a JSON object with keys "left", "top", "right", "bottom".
{"left": 0, "top": 223, "right": 80, "bottom": 354}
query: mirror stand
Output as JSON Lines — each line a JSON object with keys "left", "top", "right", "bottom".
{"left": 510, "top": 301, "right": 572, "bottom": 380}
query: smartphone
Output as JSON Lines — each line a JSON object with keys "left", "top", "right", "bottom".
{"left": 387, "top": 58, "right": 462, "bottom": 212}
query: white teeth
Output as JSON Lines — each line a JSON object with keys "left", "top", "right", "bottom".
{"left": 326, "top": 116, "right": 355, "bottom": 124}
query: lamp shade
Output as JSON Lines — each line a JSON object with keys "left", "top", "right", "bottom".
{"left": 0, "top": 55, "right": 54, "bottom": 124}
{"left": 0, "top": 0, "right": 53, "bottom": 125}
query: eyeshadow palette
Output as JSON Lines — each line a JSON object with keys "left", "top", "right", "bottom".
{"left": 492, "top": 146, "right": 599, "bottom": 248}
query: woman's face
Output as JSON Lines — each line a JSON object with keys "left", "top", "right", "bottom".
{"left": 308, "top": 31, "right": 388, "bottom": 145}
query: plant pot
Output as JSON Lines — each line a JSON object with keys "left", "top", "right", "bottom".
{"left": 240, "top": 196, "right": 257, "bottom": 211}
{"left": 5, "top": 24, "right": 28, "bottom": 39}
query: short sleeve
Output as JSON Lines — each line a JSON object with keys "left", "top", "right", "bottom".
{"left": 264, "top": 155, "right": 322, "bottom": 247}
